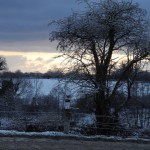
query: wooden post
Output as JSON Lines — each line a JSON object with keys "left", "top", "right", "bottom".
{"left": 63, "top": 96, "right": 71, "bottom": 134}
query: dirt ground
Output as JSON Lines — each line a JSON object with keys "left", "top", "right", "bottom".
{"left": 0, "top": 136, "right": 149, "bottom": 150}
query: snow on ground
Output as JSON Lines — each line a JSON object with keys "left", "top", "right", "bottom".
{"left": 34, "top": 79, "right": 84, "bottom": 102}
{"left": 76, "top": 113, "right": 96, "bottom": 126}
{"left": 39, "top": 79, "right": 60, "bottom": 95}
{"left": 2, "top": 78, "right": 150, "bottom": 100}
{"left": 0, "top": 130, "right": 150, "bottom": 142}
{"left": 37, "top": 79, "right": 150, "bottom": 96}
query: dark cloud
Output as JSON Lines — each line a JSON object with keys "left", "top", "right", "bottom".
{"left": 0, "top": 40, "right": 57, "bottom": 52}
{"left": 0, "top": 0, "right": 149, "bottom": 52}
{"left": 0, "top": 0, "right": 82, "bottom": 42}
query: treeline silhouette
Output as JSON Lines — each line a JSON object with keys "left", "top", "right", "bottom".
{"left": 0, "top": 69, "right": 150, "bottom": 81}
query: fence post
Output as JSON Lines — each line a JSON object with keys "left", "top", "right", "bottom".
{"left": 63, "top": 96, "right": 71, "bottom": 134}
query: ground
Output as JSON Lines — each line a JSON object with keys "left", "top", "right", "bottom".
{"left": 0, "top": 137, "right": 149, "bottom": 150}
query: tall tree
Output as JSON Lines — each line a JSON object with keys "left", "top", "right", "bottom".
{"left": 49, "top": 0, "right": 150, "bottom": 128}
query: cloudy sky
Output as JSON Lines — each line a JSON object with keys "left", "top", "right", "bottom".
{"left": 0, "top": 0, "right": 150, "bottom": 72}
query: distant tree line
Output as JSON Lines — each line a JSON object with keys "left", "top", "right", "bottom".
{"left": 0, "top": 70, "right": 64, "bottom": 79}
{"left": 111, "top": 70, "right": 150, "bottom": 81}
{"left": 0, "top": 69, "right": 150, "bottom": 81}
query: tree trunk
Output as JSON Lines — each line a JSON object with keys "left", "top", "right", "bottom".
{"left": 95, "top": 92, "right": 119, "bottom": 135}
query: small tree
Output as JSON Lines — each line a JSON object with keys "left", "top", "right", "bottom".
{"left": 0, "top": 57, "right": 7, "bottom": 71}
{"left": 0, "top": 78, "right": 32, "bottom": 111}
{"left": 49, "top": 0, "right": 150, "bottom": 129}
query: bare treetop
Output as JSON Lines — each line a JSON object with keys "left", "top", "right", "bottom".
{"left": 49, "top": 0, "right": 150, "bottom": 125}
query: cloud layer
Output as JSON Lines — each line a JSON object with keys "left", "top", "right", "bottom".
{"left": 0, "top": 0, "right": 149, "bottom": 72}
{"left": 2, "top": 51, "right": 62, "bottom": 72}
{"left": 0, "top": 0, "right": 82, "bottom": 43}
{"left": 0, "top": 0, "right": 149, "bottom": 52}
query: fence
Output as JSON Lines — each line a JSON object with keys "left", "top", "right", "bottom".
{"left": 0, "top": 111, "right": 63, "bottom": 131}
{"left": 0, "top": 110, "right": 150, "bottom": 138}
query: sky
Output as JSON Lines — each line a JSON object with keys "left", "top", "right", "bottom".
{"left": 0, "top": 0, "right": 150, "bottom": 73}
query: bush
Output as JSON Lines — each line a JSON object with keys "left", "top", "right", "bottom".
{"left": 74, "top": 94, "right": 96, "bottom": 113}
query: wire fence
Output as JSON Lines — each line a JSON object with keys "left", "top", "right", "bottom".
{"left": 70, "top": 112, "right": 150, "bottom": 137}
{"left": 0, "top": 110, "right": 150, "bottom": 138}
{"left": 0, "top": 111, "right": 63, "bottom": 131}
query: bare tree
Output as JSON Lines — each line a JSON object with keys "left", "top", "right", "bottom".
{"left": 49, "top": 0, "right": 150, "bottom": 128}
{"left": 0, "top": 57, "right": 7, "bottom": 71}
{"left": 30, "top": 78, "right": 42, "bottom": 111}
{"left": 0, "top": 78, "right": 32, "bottom": 111}
{"left": 32, "top": 79, "right": 42, "bottom": 99}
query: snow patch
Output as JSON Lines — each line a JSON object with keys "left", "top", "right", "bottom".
{"left": 0, "top": 130, "right": 150, "bottom": 143}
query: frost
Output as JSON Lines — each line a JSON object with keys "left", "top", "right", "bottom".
{"left": 37, "top": 79, "right": 150, "bottom": 97}
{"left": 0, "top": 130, "right": 150, "bottom": 142}
{"left": 77, "top": 113, "right": 96, "bottom": 126}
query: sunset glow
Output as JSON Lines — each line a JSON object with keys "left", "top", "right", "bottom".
{"left": 0, "top": 51, "right": 62, "bottom": 72}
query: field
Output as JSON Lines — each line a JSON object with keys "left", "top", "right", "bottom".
{"left": 35, "top": 79, "right": 150, "bottom": 99}
{"left": 0, "top": 78, "right": 150, "bottom": 139}
{"left": 0, "top": 136, "right": 150, "bottom": 150}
